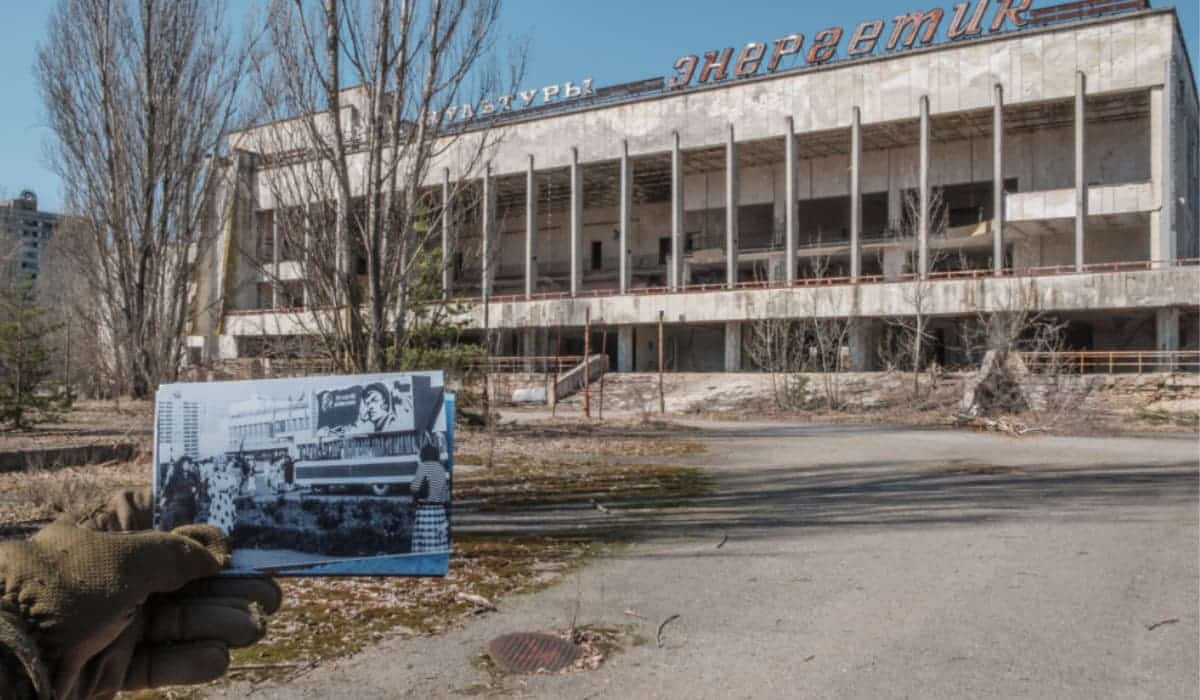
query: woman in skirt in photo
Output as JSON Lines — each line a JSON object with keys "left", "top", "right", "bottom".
{"left": 410, "top": 443, "right": 450, "bottom": 552}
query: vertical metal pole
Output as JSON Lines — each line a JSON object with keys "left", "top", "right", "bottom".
{"left": 619, "top": 140, "right": 632, "bottom": 294}
{"left": 726, "top": 124, "right": 739, "bottom": 288}
{"left": 785, "top": 116, "right": 798, "bottom": 284}
{"left": 552, "top": 328, "right": 561, "bottom": 414}
{"left": 993, "top": 84, "right": 1005, "bottom": 274}
{"left": 599, "top": 328, "right": 607, "bottom": 420}
{"left": 850, "top": 107, "right": 862, "bottom": 280}
{"left": 671, "top": 132, "right": 684, "bottom": 290}
{"left": 526, "top": 155, "right": 537, "bottom": 299}
{"left": 570, "top": 147, "right": 583, "bottom": 296}
{"left": 658, "top": 310, "right": 665, "bottom": 414}
{"left": 1075, "top": 71, "right": 1087, "bottom": 272}
{"left": 583, "top": 307, "right": 591, "bottom": 418}
{"left": 919, "top": 95, "right": 930, "bottom": 279}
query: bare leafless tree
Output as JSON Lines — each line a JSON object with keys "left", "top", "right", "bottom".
{"left": 744, "top": 317, "right": 808, "bottom": 409}
{"left": 37, "top": 0, "right": 253, "bottom": 397}
{"left": 878, "top": 187, "right": 949, "bottom": 399}
{"left": 248, "top": 0, "right": 525, "bottom": 373}
{"left": 801, "top": 254, "right": 857, "bottom": 410}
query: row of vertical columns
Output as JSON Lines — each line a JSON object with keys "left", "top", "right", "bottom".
{"left": 1150, "top": 59, "right": 1176, "bottom": 267}
{"left": 670, "top": 132, "right": 684, "bottom": 290}
{"left": 725, "top": 125, "right": 739, "bottom": 288}
{"left": 1075, "top": 71, "right": 1087, "bottom": 272}
{"left": 441, "top": 169, "right": 452, "bottom": 299}
{"left": 849, "top": 107, "right": 862, "bottom": 280}
{"left": 569, "top": 147, "right": 583, "bottom": 296}
{"left": 270, "top": 210, "right": 280, "bottom": 308}
{"left": 480, "top": 163, "right": 496, "bottom": 298}
{"left": 619, "top": 141, "right": 632, "bottom": 294}
{"left": 918, "top": 95, "right": 930, "bottom": 279}
{"left": 784, "top": 117, "right": 798, "bottom": 283}
{"left": 525, "top": 156, "right": 537, "bottom": 299}
{"left": 993, "top": 85, "right": 1005, "bottom": 274}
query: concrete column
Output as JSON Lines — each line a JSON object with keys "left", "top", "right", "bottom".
{"left": 271, "top": 210, "right": 280, "bottom": 308}
{"left": 850, "top": 107, "right": 862, "bottom": 280}
{"left": 784, "top": 116, "right": 798, "bottom": 283}
{"left": 1149, "top": 60, "right": 1176, "bottom": 267}
{"left": 1156, "top": 308, "right": 1180, "bottom": 351}
{"left": 993, "top": 84, "right": 1005, "bottom": 274}
{"left": 1074, "top": 71, "right": 1087, "bottom": 272}
{"left": 724, "top": 321, "right": 742, "bottom": 372}
{"left": 441, "top": 169, "right": 453, "bottom": 298}
{"left": 670, "top": 131, "right": 684, "bottom": 289}
{"left": 522, "top": 328, "right": 537, "bottom": 358}
{"left": 525, "top": 155, "right": 537, "bottom": 299}
{"left": 619, "top": 140, "right": 632, "bottom": 293}
{"left": 302, "top": 202, "right": 312, "bottom": 308}
{"left": 918, "top": 95, "right": 930, "bottom": 279}
{"left": 882, "top": 246, "right": 907, "bottom": 280}
{"left": 617, "top": 325, "right": 635, "bottom": 372}
{"left": 570, "top": 147, "right": 583, "bottom": 296}
{"left": 481, "top": 163, "right": 495, "bottom": 298}
{"left": 725, "top": 124, "right": 739, "bottom": 288}
{"left": 848, "top": 323, "right": 879, "bottom": 371}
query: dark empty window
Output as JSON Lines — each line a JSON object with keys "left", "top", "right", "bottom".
{"left": 591, "top": 241, "right": 603, "bottom": 271}
{"left": 658, "top": 237, "right": 671, "bottom": 265}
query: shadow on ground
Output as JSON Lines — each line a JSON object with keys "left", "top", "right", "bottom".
{"left": 455, "top": 422, "right": 1198, "bottom": 544}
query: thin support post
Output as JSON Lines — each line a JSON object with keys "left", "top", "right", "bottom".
{"left": 584, "top": 307, "right": 591, "bottom": 418}
{"left": 657, "top": 310, "right": 665, "bottom": 414}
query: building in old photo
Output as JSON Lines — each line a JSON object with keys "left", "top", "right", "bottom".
{"left": 187, "top": 0, "right": 1199, "bottom": 372}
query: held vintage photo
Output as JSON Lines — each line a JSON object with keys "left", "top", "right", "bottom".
{"left": 153, "top": 372, "right": 453, "bottom": 575}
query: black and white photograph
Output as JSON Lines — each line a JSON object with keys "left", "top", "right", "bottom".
{"left": 153, "top": 372, "right": 453, "bottom": 575}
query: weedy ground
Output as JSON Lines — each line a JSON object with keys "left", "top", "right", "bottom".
{"left": 0, "top": 408, "right": 710, "bottom": 698}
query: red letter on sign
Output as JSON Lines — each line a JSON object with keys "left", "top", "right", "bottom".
{"left": 847, "top": 20, "right": 884, "bottom": 57}
{"left": 699, "top": 48, "right": 734, "bottom": 83}
{"left": 767, "top": 34, "right": 804, "bottom": 73}
{"left": 887, "top": 9, "right": 944, "bottom": 50}
{"left": 989, "top": 0, "right": 1031, "bottom": 32}
{"left": 668, "top": 55, "right": 698, "bottom": 89}
{"left": 807, "top": 28, "right": 843, "bottom": 66}
{"left": 734, "top": 42, "right": 766, "bottom": 78}
{"left": 948, "top": 0, "right": 989, "bottom": 39}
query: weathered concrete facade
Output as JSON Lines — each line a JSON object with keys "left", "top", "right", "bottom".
{"left": 192, "top": 4, "right": 1199, "bottom": 371}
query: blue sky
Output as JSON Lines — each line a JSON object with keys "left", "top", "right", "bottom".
{"left": 2, "top": 0, "right": 1197, "bottom": 212}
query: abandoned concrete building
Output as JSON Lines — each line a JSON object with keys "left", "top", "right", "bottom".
{"left": 190, "top": 0, "right": 1199, "bottom": 373}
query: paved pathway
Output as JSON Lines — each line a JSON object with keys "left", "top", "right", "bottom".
{"left": 225, "top": 423, "right": 1199, "bottom": 699}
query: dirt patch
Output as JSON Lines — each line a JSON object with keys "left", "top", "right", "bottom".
{"left": 0, "top": 400, "right": 154, "bottom": 451}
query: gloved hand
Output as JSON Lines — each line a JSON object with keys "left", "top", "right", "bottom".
{"left": 0, "top": 489, "right": 282, "bottom": 700}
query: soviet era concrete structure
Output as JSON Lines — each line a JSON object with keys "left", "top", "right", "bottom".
{"left": 1, "top": 191, "right": 59, "bottom": 283}
{"left": 190, "top": 1, "right": 1198, "bottom": 372}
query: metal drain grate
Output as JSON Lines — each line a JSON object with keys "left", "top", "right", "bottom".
{"left": 486, "top": 632, "right": 584, "bottom": 674}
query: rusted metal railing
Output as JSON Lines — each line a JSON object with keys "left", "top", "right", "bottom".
{"left": 1019, "top": 350, "right": 1200, "bottom": 374}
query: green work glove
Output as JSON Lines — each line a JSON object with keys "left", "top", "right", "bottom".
{"left": 0, "top": 490, "right": 282, "bottom": 699}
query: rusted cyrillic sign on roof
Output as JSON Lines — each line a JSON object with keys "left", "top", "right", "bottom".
{"left": 667, "top": 0, "right": 1034, "bottom": 89}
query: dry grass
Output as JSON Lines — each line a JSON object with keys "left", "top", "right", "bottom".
{"left": 0, "top": 459, "right": 148, "bottom": 534}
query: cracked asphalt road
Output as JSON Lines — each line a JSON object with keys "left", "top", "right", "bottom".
{"left": 225, "top": 422, "right": 1199, "bottom": 699}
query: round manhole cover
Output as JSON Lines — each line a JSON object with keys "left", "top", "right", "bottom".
{"left": 487, "top": 632, "right": 584, "bottom": 674}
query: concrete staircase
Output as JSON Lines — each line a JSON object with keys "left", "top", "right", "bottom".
{"left": 552, "top": 354, "right": 609, "bottom": 403}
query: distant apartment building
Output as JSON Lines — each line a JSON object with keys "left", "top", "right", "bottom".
{"left": 1, "top": 191, "right": 59, "bottom": 283}
{"left": 157, "top": 394, "right": 204, "bottom": 462}
{"left": 189, "top": 0, "right": 1199, "bottom": 370}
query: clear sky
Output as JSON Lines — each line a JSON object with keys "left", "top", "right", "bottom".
{"left": 2, "top": 1, "right": 1197, "bottom": 213}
